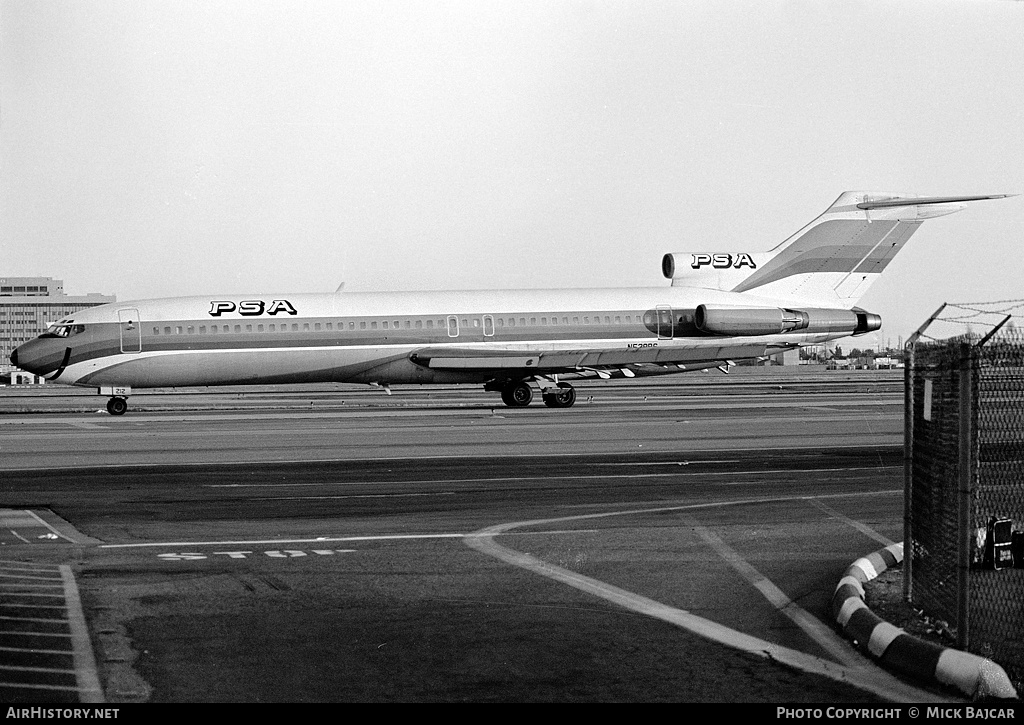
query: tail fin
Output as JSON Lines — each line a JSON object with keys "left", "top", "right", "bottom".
{"left": 663, "top": 191, "right": 1013, "bottom": 306}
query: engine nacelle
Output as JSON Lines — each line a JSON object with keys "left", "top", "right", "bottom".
{"left": 695, "top": 304, "right": 881, "bottom": 337}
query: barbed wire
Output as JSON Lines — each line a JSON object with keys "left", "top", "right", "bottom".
{"left": 915, "top": 298, "right": 1023, "bottom": 344}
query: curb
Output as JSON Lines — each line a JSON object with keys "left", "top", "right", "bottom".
{"left": 832, "top": 542, "right": 1018, "bottom": 701}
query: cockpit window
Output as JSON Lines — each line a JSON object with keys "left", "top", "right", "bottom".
{"left": 41, "top": 323, "right": 85, "bottom": 338}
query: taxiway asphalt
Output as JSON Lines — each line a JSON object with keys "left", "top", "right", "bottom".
{"left": 0, "top": 371, "right": 958, "bottom": 703}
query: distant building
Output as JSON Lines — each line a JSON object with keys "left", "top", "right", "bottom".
{"left": 766, "top": 348, "right": 800, "bottom": 366}
{"left": 1, "top": 276, "right": 115, "bottom": 383}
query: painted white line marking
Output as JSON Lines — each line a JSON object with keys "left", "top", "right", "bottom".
{"left": 253, "top": 493, "right": 456, "bottom": 501}
{"left": 0, "top": 443, "right": 898, "bottom": 472}
{"left": 207, "top": 466, "right": 898, "bottom": 489}
{"left": 26, "top": 510, "right": 76, "bottom": 543}
{"left": 0, "top": 604, "right": 68, "bottom": 610}
{"left": 101, "top": 529, "right": 594, "bottom": 551}
{"left": 0, "top": 646, "right": 73, "bottom": 655}
{"left": 0, "top": 681, "right": 84, "bottom": 693}
{"left": 59, "top": 565, "right": 104, "bottom": 703}
{"left": 0, "top": 664, "right": 76, "bottom": 675}
{"left": 0, "top": 561, "right": 61, "bottom": 571}
{"left": 0, "top": 573, "right": 63, "bottom": 582}
{"left": 683, "top": 514, "right": 862, "bottom": 668}
{"left": 0, "top": 630, "right": 73, "bottom": 637}
{"left": 463, "top": 490, "right": 951, "bottom": 703}
{"left": 101, "top": 533, "right": 468, "bottom": 549}
{"left": 9, "top": 530, "right": 30, "bottom": 544}
{"left": 0, "top": 583, "right": 64, "bottom": 589}
{"left": 0, "top": 614, "right": 67, "bottom": 624}
{"left": 809, "top": 500, "right": 897, "bottom": 546}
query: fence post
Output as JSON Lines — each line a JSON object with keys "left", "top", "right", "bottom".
{"left": 956, "top": 341, "right": 974, "bottom": 650}
{"left": 903, "top": 343, "right": 914, "bottom": 602}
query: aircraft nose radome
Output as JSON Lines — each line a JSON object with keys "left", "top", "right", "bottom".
{"left": 9, "top": 348, "right": 17, "bottom": 367}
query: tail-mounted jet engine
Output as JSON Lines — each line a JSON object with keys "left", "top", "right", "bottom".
{"left": 694, "top": 304, "right": 881, "bottom": 337}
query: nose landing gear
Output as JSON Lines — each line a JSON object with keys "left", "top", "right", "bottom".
{"left": 98, "top": 386, "right": 132, "bottom": 416}
{"left": 106, "top": 396, "right": 128, "bottom": 416}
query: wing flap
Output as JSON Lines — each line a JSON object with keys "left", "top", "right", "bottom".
{"left": 411, "top": 343, "right": 773, "bottom": 374}
{"left": 426, "top": 355, "right": 540, "bottom": 369}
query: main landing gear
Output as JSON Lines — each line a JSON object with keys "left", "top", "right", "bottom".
{"left": 491, "top": 380, "right": 577, "bottom": 408}
{"left": 106, "top": 396, "right": 128, "bottom": 416}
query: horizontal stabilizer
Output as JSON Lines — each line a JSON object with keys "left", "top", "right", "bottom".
{"left": 856, "top": 194, "right": 1015, "bottom": 210}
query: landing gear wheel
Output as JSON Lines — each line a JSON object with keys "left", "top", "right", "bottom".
{"left": 542, "top": 384, "right": 576, "bottom": 408}
{"left": 106, "top": 396, "right": 128, "bottom": 416}
{"left": 500, "top": 381, "right": 533, "bottom": 407}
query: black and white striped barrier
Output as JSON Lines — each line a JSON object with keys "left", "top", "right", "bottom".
{"left": 832, "top": 542, "right": 1018, "bottom": 700}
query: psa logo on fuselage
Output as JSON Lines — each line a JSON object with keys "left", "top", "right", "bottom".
{"left": 691, "top": 253, "right": 756, "bottom": 269}
{"left": 208, "top": 300, "right": 298, "bottom": 317}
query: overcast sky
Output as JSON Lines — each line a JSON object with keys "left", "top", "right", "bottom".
{"left": 2, "top": 0, "right": 1022, "bottom": 346}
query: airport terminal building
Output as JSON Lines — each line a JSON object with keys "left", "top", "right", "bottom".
{"left": 1, "top": 276, "right": 115, "bottom": 383}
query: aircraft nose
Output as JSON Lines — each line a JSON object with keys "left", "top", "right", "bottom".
{"left": 10, "top": 338, "right": 66, "bottom": 377}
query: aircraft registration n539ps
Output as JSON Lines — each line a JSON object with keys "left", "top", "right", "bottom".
{"left": 10, "top": 191, "right": 1013, "bottom": 415}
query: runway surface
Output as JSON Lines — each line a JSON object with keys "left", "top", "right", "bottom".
{"left": 0, "top": 370, "right": 958, "bottom": 703}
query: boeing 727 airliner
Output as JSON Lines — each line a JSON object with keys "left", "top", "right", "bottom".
{"left": 10, "top": 191, "right": 1012, "bottom": 414}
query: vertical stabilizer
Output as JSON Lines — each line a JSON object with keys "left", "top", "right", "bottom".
{"left": 663, "top": 192, "right": 1012, "bottom": 306}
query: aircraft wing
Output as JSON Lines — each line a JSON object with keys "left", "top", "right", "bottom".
{"left": 410, "top": 342, "right": 775, "bottom": 378}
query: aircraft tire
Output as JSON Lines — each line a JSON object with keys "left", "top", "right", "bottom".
{"left": 542, "top": 386, "right": 576, "bottom": 408}
{"left": 500, "top": 382, "right": 533, "bottom": 407}
{"left": 106, "top": 397, "right": 128, "bottom": 416}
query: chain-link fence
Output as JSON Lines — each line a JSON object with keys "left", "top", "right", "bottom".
{"left": 905, "top": 302, "right": 1024, "bottom": 686}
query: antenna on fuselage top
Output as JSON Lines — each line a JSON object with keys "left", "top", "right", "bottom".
{"left": 335, "top": 282, "right": 345, "bottom": 293}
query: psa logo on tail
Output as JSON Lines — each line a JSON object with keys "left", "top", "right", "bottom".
{"left": 691, "top": 253, "right": 756, "bottom": 269}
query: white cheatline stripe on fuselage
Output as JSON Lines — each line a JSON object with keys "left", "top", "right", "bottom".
{"left": 51, "top": 334, "right": 808, "bottom": 386}
{"left": 463, "top": 491, "right": 952, "bottom": 703}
